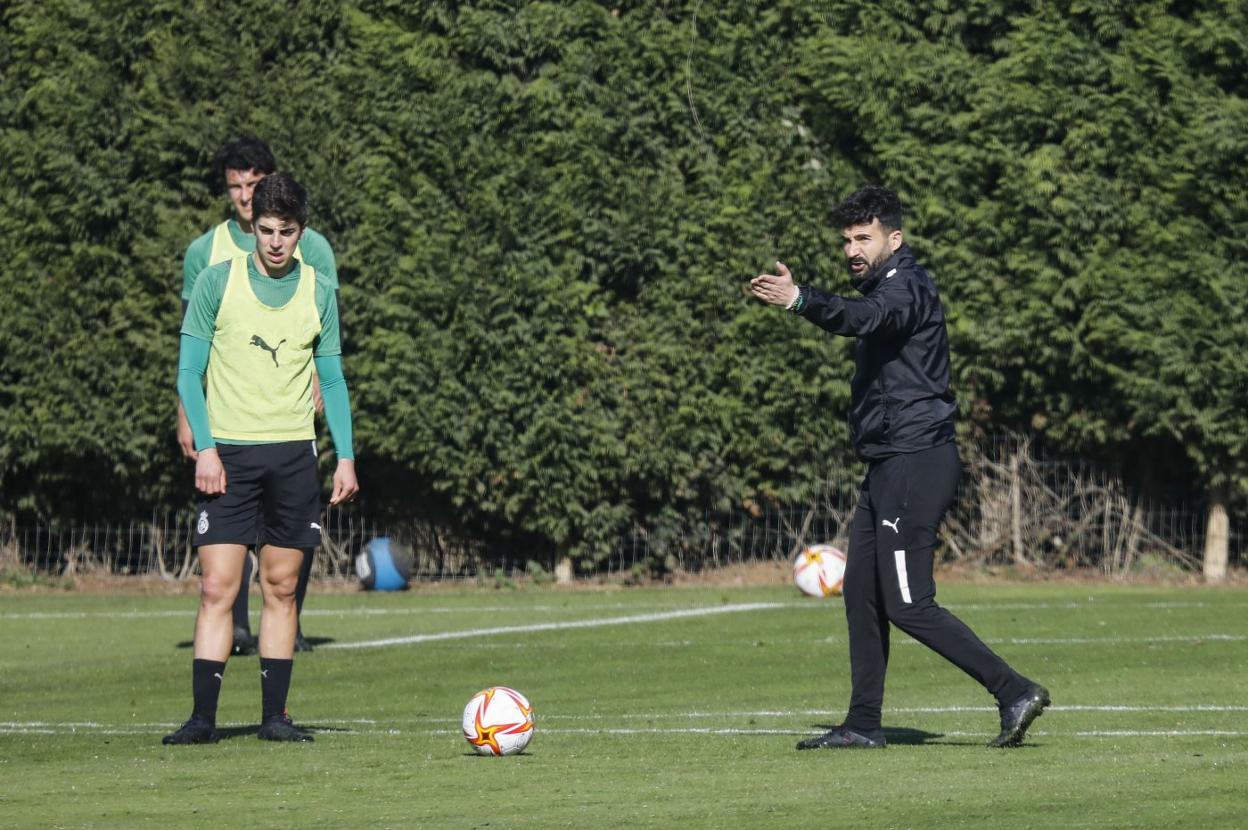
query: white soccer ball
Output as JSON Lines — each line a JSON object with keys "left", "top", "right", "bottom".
{"left": 462, "top": 686, "right": 535, "bottom": 756}
{"left": 793, "top": 544, "right": 847, "bottom": 597}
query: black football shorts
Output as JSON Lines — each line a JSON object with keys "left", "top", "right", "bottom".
{"left": 193, "top": 441, "right": 323, "bottom": 550}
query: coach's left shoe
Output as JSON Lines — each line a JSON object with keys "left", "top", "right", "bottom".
{"left": 294, "top": 627, "right": 313, "bottom": 653}
{"left": 990, "top": 683, "right": 1051, "bottom": 747}
{"left": 796, "top": 725, "right": 886, "bottom": 750}
{"left": 257, "top": 713, "right": 314, "bottom": 742}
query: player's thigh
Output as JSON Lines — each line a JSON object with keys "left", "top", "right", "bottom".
{"left": 258, "top": 544, "right": 305, "bottom": 596}
{"left": 259, "top": 440, "right": 323, "bottom": 551}
{"left": 198, "top": 544, "right": 249, "bottom": 603}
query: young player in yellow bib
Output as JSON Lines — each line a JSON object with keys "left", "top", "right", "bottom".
{"left": 178, "top": 137, "right": 338, "bottom": 655}
{"left": 165, "top": 174, "right": 357, "bottom": 744}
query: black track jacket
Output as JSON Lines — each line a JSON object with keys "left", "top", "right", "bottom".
{"left": 797, "top": 243, "right": 957, "bottom": 461}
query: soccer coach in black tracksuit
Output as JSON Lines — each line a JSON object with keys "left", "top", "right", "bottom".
{"left": 751, "top": 184, "right": 1049, "bottom": 749}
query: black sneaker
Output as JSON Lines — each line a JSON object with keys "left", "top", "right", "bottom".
{"left": 990, "top": 683, "right": 1051, "bottom": 747}
{"left": 232, "top": 626, "right": 257, "bottom": 656}
{"left": 257, "top": 714, "right": 314, "bottom": 742}
{"left": 162, "top": 715, "right": 219, "bottom": 745}
{"left": 294, "top": 628, "right": 313, "bottom": 653}
{"left": 796, "top": 725, "right": 886, "bottom": 750}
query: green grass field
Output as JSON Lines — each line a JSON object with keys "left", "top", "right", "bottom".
{"left": 2, "top": 579, "right": 1245, "bottom": 829}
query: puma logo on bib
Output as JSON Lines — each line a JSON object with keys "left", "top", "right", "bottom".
{"left": 249, "top": 334, "right": 286, "bottom": 367}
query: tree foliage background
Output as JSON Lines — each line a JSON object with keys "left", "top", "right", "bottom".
{"left": 1, "top": 0, "right": 1244, "bottom": 566}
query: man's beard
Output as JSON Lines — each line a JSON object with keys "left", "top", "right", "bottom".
{"left": 846, "top": 249, "right": 893, "bottom": 282}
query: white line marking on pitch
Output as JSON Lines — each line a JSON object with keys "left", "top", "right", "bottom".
{"left": 0, "top": 610, "right": 197, "bottom": 620}
{"left": 6, "top": 703, "right": 1246, "bottom": 737}
{"left": 0, "top": 603, "right": 696, "bottom": 621}
{"left": 940, "top": 601, "right": 1219, "bottom": 611}
{"left": 537, "top": 704, "right": 1248, "bottom": 719}
{"left": 324, "top": 603, "right": 787, "bottom": 649}
{"left": 6, "top": 724, "right": 1244, "bottom": 740}
{"left": 522, "top": 728, "right": 1248, "bottom": 739}
{"left": 978, "top": 634, "right": 1247, "bottom": 645}
{"left": 4, "top": 597, "right": 1243, "bottom": 623}
{"left": 1071, "top": 730, "right": 1248, "bottom": 737}
{"left": 430, "top": 633, "right": 1248, "bottom": 650}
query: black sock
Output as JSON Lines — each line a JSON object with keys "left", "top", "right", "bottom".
{"left": 260, "top": 658, "right": 294, "bottom": 721}
{"left": 192, "top": 659, "right": 227, "bottom": 724}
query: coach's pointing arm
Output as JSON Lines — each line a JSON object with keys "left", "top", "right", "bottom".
{"left": 751, "top": 261, "right": 920, "bottom": 337}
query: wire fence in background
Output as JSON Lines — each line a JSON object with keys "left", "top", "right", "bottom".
{"left": 1, "top": 437, "right": 1242, "bottom": 582}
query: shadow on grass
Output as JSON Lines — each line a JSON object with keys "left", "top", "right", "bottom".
{"left": 175, "top": 635, "right": 337, "bottom": 650}
{"left": 461, "top": 752, "right": 536, "bottom": 758}
{"left": 807, "top": 723, "right": 984, "bottom": 747}
{"left": 212, "top": 722, "right": 352, "bottom": 740}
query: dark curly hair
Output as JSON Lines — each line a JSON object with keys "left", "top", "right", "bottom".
{"left": 212, "top": 136, "right": 277, "bottom": 190}
{"left": 251, "top": 173, "right": 308, "bottom": 228}
{"left": 831, "top": 184, "right": 903, "bottom": 232}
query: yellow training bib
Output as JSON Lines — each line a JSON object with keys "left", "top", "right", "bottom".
{"left": 206, "top": 256, "right": 321, "bottom": 441}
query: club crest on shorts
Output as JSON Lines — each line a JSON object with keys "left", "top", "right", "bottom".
{"left": 197, "top": 510, "right": 209, "bottom": 535}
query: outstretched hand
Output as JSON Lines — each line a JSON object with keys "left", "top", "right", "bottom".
{"left": 750, "top": 261, "right": 800, "bottom": 308}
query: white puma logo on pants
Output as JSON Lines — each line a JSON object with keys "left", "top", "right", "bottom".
{"left": 882, "top": 517, "right": 901, "bottom": 534}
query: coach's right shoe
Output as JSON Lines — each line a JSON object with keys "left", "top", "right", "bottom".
{"left": 257, "top": 713, "right": 314, "bottom": 742}
{"left": 162, "top": 715, "right": 219, "bottom": 745}
{"left": 232, "top": 626, "right": 257, "bottom": 656}
{"left": 293, "top": 627, "right": 313, "bottom": 653}
{"left": 990, "top": 683, "right": 1051, "bottom": 748}
{"left": 796, "top": 725, "right": 886, "bottom": 750}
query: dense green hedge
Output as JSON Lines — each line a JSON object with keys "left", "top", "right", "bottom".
{"left": 1, "top": 1, "right": 1244, "bottom": 564}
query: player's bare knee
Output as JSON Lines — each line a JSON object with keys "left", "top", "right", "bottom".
{"left": 199, "top": 573, "right": 240, "bottom": 612}
{"left": 261, "top": 575, "right": 298, "bottom": 606}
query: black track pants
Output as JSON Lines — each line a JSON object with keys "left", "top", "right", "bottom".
{"left": 841, "top": 442, "right": 1030, "bottom": 732}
